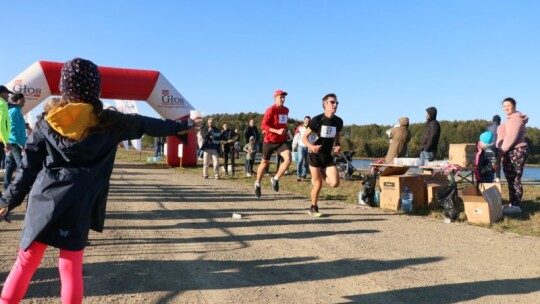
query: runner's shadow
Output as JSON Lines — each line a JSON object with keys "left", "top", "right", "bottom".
{"left": 338, "top": 278, "right": 540, "bottom": 304}
{"left": 14, "top": 256, "right": 443, "bottom": 301}
{"left": 86, "top": 228, "right": 380, "bottom": 247}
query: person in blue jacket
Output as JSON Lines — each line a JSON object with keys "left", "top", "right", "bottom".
{"left": 0, "top": 58, "right": 202, "bottom": 303}
{"left": 4, "top": 92, "right": 27, "bottom": 189}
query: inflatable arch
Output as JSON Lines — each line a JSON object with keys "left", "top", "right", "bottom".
{"left": 5, "top": 61, "right": 196, "bottom": 167}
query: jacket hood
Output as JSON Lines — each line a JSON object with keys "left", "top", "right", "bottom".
{"left": 45, "top": 103, "right": 98, "bottom": 140}
{"left": 398, "top": 117, "right": 409, "bottom": 127}
{"left": 507, "top": 111, "right": 529, "bottom": 125}
{"left": 426, "top": 107, "right": 437, "bottom": 120}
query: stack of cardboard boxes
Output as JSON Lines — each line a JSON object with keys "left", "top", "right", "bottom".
{"left": 377, "top": 143, "right": 503, "bottom": 224}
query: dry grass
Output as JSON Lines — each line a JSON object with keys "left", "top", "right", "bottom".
{"left": 116, "top": 150, "right": 540, "bottom": 237}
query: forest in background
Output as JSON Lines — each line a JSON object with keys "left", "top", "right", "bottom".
{"left": 146, "top": 112, "right": 540, "bottom": 164}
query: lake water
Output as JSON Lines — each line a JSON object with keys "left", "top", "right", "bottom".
{"left": 351, "top": 159, "right": 540, "bottom": 180}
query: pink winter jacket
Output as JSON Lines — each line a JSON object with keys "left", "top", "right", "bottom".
{"left": 496, "top": 111, "right": 528, "bottom": 153}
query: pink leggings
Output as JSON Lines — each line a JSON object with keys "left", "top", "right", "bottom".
{"left": 1, "top": 241, "right": 84, "bottom": 304}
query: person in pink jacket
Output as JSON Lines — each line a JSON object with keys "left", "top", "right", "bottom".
{"left": 496, "top": 97, "right": 529, "bottom": 214}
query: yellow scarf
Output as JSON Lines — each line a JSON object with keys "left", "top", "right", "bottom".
{"left": 46, "top": 103, "right": 98, "bottom": 140}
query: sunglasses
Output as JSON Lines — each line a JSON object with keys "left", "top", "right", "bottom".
{"left": 327, "top": 100, "right": 339, "bottom": 105}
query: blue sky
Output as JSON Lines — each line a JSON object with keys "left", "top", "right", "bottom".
{"left": 2, "top": 0, "right": 539, "bottom": 127}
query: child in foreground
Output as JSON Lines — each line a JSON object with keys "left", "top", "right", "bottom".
{"left": 0, "top": 57, "right": 201, "bottom": 303}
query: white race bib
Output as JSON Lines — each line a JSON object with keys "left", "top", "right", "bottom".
{"left": 278, "top": 114, "right": 288, "bottom": 124}
{"left": 320, "top": 125, "right": 337, "bottom": 138}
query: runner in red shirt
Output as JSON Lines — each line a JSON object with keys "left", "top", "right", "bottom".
{"left": 254, "top": 90, "right": 291, "bottom": 198}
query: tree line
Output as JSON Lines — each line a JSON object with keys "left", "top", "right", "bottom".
{"left": 148, "top": 112, "right": 539, "bottom": 164}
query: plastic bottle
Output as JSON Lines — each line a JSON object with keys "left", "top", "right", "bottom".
{"left": 401, "top": 186, "right": 413, "bottom": 213}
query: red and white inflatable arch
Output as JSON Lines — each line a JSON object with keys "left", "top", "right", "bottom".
{"left": 6, "top": 61, "right": 196, "bottom": 167}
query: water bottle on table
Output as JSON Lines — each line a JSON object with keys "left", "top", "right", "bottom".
{"left": 401, "top": 186, "right": 413, "bottom": 213}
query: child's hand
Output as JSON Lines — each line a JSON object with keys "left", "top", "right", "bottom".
{"left": 0, "top": 207, "right": 11, "bottom": 223}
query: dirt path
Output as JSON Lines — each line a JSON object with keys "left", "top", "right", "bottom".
{"left": 1, "top": 161, "right": 539, "bottom": 303}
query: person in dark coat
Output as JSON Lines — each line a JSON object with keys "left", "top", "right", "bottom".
{"left": 0, "top": 58, "right": 202, "bottom": 303}
{"left": 419, "top": 106, "right": 441, "bottom": 163}
{"left": 486, "top": 114, "right": 501, "bottom": 181}
{"left": 244, "top": 118, "right": 259, "bottom": 154}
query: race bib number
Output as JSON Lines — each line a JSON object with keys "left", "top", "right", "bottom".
{"left": 320, "top": 125, "right": 337, "bottom": 138}
{"left": 278, "top": 114, "right": 288, "bottom": 124}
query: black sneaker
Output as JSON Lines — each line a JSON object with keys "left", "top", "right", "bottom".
{"left": 271, "top": 177, "right": 279, "bottom": 192}
{"left": 310, "top": 205, "right": 319, "bottom": 213}
{"left": 255, "top": 184, "right": 261, "bottom": 198}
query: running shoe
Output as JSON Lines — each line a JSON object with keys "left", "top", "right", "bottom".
{"left": 255, "top": 184, "right": 261, "bottom": 198}
{"left": 271, "top": 177, "right": 279, "bottom": 192}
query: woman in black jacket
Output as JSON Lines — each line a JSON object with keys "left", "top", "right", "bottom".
{"left": 0, "top": 58, "right": 201, "bottom": 303}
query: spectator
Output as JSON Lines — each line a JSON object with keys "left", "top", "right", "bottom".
{"left": 4, "top": 93, "right": 27, "bottom": 189}
{"left": 0, "top": 85, "right": 14, "bottom": 174}
{"left": 221, "top": 123, "right": 238, "bottom": 176}
{"left": 243, "top": 136, "right": 256, "bottom": 176}
{"left": 233, "top": 128, "right": 241, "bottom": 159}
{"left": 474, "top": 131, "right": 497, "bottom": 183}
{"left": 496, "top": 97, "right": 529, "bottom": 214}
{"left": 385, "top": 117, "right": 411, "bottom": 164}
{"left": 419, "top": 107, "right": 440, "bottom": 164}
{"left": 486, "top": 115, "right": 502, "bottom": 182}
{"left": 293, "top": 116, "right": 314, "bottom": 181}
{"left": 196, "top": 129, "right": 204, "bottom": 160}
{"left": 244, "top": 119, "right": 259, "bottom": 151}
{"left": 153, "top": 136, "right": 165, "bottom": 158}
{"left": 201, "top": 118, "right": 221, "bottom": 179}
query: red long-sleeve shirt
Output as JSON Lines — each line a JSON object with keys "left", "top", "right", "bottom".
{"left": 261, "top": 104, "right": 289, "bottom": 143}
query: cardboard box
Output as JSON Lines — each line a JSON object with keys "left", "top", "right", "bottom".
{"left": 461, "top": 184, "right": 503, "bottom": 224}
{"left": 380, "top": 174, "right": 425, "bottom": 211}
{"left": 423, "top": 173, "right": 448, "bottom": 185}
{"left": 449, "top": 144, "right": 477, "bottom": 167}
{"left": 425, "top": 183, "right": 445, "bottom": 209}
{"left": 477, "top": 182, "right": 502, "bottom": 193}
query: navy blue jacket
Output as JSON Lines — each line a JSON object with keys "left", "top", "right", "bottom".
{"left": 1, "top": 110, "right": 192, "bottom": 251}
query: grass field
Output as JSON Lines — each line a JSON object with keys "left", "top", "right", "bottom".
{"left": 116, "top": 149, "right": 540, "bottom": 237}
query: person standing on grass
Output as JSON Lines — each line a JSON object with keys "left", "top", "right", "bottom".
{"left": 243, "top": 136, "right": 256, "bottom": 176}
{"left": 0, "top": 85, "right": 14, "bottom": 174}
{"left": 486, "top": 114, "right": 502, "bottom": 182}
{"left": 496, "top": 97, "right": 529, "bottom": 215}
{"left": 0, "top": 57, "right": 202, "bottom": 304}
{"left": 293, "top": 116, "right": 314, "bottom": 181}
{"left": 4, "top": 93, "right": 27, "bottom": 190}
{"left": 419, "top": 106, "right": 440, "bottom": 164}
{"left": 254, "top": 90, "right": 291, "bottom": 198}
{"left": 201, "top": 118, "right": 222, "bottom": 179}
{"left": 302, "top": 93, "right": 343, "bottom": 215}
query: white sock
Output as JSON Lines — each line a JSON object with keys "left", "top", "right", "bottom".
{"left": 273, "top": 177, "right": 279, "bottom": 181}
{"left": 255, "top": 182, "right": 260, "bottom": 187}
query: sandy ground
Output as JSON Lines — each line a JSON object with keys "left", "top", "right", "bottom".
{"left": 1, "top": 161, "right": 539, "bottom": 304}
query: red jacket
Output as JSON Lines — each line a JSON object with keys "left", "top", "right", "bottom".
{"left": 261, "top": 104, "right": 289, "bottom": 143}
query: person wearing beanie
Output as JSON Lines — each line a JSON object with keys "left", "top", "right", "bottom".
{"left": 496, "top": 97, "right": 529, "bottom": 214}
{"left": 0, "top": 57, "right": 202, "bottom": 303}
{"left": 419, "top": 106, "right": 441, "bottom": 164}
{"left": 474, "top": 131, "right": 497, "bottom": 183}
{"left": 486, "top": 114, "right": 502, "bottom": 181}
{"left": 385, "top": 117, "right": 412, "bottom": 164}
